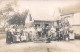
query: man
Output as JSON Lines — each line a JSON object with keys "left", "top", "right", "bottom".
{"left": 50, "top": 26, "right": 56, "bottom": 33}
{"left": 20, "top": 29, "right": 23, "bottom": 42}
{"left": 50, "top": 26, "right": 56, "bottom": 40}
{"left": 36, "top": 25, "right": 42, "bottom": 39}
{"left": 43, "top": 25, "right": 50, "bottom": 38}
{"left": 64, "top": 29, "right": 70, "bottom": 41}
{"left": 60, "top": 31, "right": 64, "bottom": 41}
{"left": 23, "top": 27, "right": 28, "bottom": 42}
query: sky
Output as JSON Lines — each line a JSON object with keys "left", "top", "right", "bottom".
{"left": 17, "top": 0, "right": 79, "bottom": 19}
{"left": 17, "top": 0, "right": 80, "bottom": 25}
{"left": 0, "top": 0, "right": 80, "bottom": 25}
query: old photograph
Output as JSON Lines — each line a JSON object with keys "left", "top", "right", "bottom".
{"left": 0, "top": 0, "right": 80, "bottom": 52}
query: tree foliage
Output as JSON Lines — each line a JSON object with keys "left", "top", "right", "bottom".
{"left": 0, "top": 1, "right": 29, "bottom": 27}
{"left": 8, "top": 10, "right": 28, "bottom": 25}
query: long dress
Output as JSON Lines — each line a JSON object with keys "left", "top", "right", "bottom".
{"left": 26, "top": 27, "right": 37, "bottom": 41}
{"left": 6, "top": 30, "right": 13, "bottom": 44}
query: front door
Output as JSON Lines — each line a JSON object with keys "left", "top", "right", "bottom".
{"left": 45, "top": 24, "right": 49, "bottom": 27}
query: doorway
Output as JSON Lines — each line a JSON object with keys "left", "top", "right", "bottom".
{"left": 45, "top": 24, "right": 49, "bottom": 27}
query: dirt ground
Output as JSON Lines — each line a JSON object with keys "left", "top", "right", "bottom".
{"left": 0, "top": 34, "right": 6, "bottom": 39}
{"left": 0, "top": 38, "right": 80, "bottom": 52}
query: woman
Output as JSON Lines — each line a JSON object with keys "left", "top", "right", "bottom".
{"left": 6, "top": 29, "right": 13, "bottom": 44}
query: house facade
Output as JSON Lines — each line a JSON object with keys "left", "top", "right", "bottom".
{"left": 34, "top": 20, "right": 54, "bottom": 28}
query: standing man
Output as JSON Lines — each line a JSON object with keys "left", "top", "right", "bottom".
{"left": 20, "top": 29, "right": 23, "bottom": 42}
{"left": 43, "top": 25, "right": 50, "bottom": 38}
{"left": 64, "top": 28, "right": 70, "bottom": 41}
{"left": 36, "top": 25, "right": 42, "bottom": 39}
{"left": 50, "top": 26, "right": 56, "bottom": 40}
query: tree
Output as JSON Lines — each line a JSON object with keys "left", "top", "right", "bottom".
{"left": 0, "top": 2, "right": 16, "bottom": 27}
{"left": 8, "top": 10, "right": 28, "bottom": 26}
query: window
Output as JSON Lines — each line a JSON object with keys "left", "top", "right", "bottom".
{"left": 35, "top": 24, "right": 40, "bottom": 27}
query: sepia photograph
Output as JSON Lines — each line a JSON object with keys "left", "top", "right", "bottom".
{"left": 0, "top": 0, "right": 80, "bottom": 52}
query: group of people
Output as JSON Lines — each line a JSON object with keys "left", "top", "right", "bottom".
{"left": 5, "top": 21, "right": 71, "bottom": 44}
{"left": 56, "top": 18, "right": 71, "bottom": 41}
{"left": 5, "top": 25, "right": 57, "bottom": 44}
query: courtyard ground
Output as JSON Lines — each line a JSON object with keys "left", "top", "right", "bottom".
{"left": 0, "top": 38, "right": 80, "bottom": 52}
